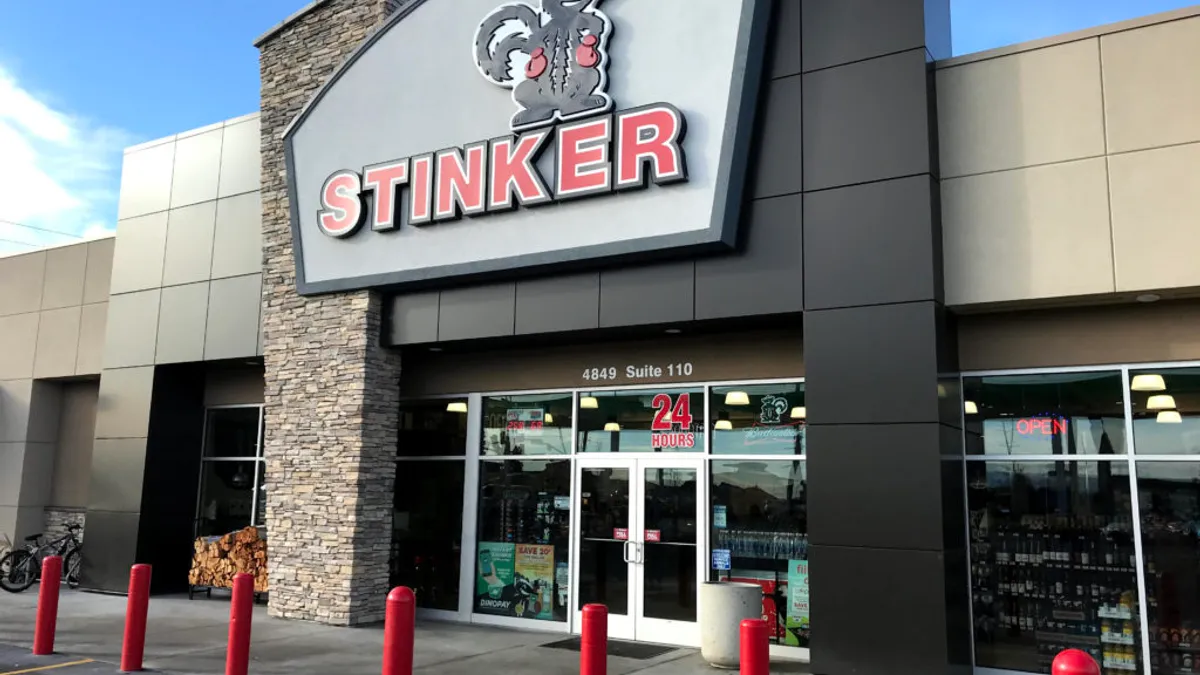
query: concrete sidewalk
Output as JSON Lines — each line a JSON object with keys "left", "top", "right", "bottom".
{"left": 0, "top": 589, "right": 808, "bottom": 675}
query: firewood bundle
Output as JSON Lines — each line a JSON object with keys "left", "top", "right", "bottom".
{"left": 188, "top": 526, "right": 268, "bottom": 593}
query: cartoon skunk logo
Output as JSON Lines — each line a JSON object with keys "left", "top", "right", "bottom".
{"left": 760, "top": 395, "right": 789, "bottom": 425}
{"left": 473, "top": 0, "right": 614, "bottom": 132}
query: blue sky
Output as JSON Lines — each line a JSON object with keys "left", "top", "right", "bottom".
{"left": 0, "top": 0, "right": 1194, "bottom": 255}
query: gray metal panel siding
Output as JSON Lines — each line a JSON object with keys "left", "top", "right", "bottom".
{"left": 599, "top": 262, "right": 695, "bottom": 328}
{"left": 438, "top": 284, "right": 516, "bottom": 341}
{"left": 515, "top": 274, "right": 600, "bottom": 335}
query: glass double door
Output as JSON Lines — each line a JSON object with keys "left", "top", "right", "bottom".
{"left": 574, "top": 456, "right": 704, "bottom": 646}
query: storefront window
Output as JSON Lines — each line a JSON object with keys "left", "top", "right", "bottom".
{"left": 1130, "top": 368, "right": 1200, "bottom": 455}
{"left": 963, "top": 372, "right": 1127, "bottom": 456}
{"left": 967, "top": 460, "right": 1141, "bottom": 674}
{"left": 710, "top": 460, "right": 809, "bottom": 647}
{"left": 196, "top": 406, "right": 265, "bottom": 537}
{"left": 390, "top": 460, "right": 465, "bottom": 611}
{"left": 398, "top": 399, "right": 469, "bottom": 457}
{"left": 481, "top": 393, "right": 573, "bottom": 456}
{"left": 474, "top": 459, "right": 571, "bottom": 621}
{"left": 577, "top": 388, "right": 704, "bottom": 452}
{"left": 1137, "top": 462, "right": 1200, "bottom": 675}
{"left": 710, "top": 383, "right": 805, "bottom": 455}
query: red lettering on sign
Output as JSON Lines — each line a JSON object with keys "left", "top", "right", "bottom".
{"left": 615, "top": 104, "right": 688, "bottom": 190}
{"left": 555, "top": 116, "right": 612, "bottom": 199}
{"left": 317, "top": 170, "right": 365, "bottom": 238}
{"left": 409, "top": 154, "right": 434, "bottom": 225}
{"left": 645, "top": 530, "right": 661, "bottom": 542}
{"left": 1015, "top": 417, "right": 1069, "bottom": 435}
{"left": 362, "top": 160, "right": 409, "bottom": 231}
{"left": 435, "top": 143, "right": 488, "bottom": 220}
{"left": 613, "top": 528, "right": 628, "bottom": 541}
{"left": 651, "top": 393, "right": 694, "bottom": 431}
{"left": 488, "top": 131, "right": 552, "bottom": 211}
{"left": 651, "top": 432, "right": 696, "bottom": 448}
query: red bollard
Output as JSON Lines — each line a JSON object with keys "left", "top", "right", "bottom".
{"left": 1052, "top": 649, "right": 1101, "bottom": 675}
{"left": 32, "top": 555, "right": 63, "bottom": 656}
{"left": 581, "top": 604, "right": 607, "bottom": 675}
{"left": 225, "top": 573, "right": 254, "bottom": 675}
{"left": 739, "top": 618, "right": 769, "bottom": 675}
{"left": 121, "top": 564, "right": 153, "bottom": 672}
{"left": 383, "top": 587, "right": 415, "bottom": 675}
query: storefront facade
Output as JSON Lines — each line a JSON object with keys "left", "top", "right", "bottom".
{"left": 3, "top": 1, "right": 1200, "bottom": 674}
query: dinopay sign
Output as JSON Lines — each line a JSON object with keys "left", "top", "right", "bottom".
{"left": 285, "top": 0, "right": 769, "bottom": 294}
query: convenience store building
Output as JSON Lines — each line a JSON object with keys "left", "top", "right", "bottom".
{"left": 3, "top": 1, "right": 1200, "bottom": 674}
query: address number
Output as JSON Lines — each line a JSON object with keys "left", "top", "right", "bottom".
{"left": 582, "top": 367, "right": 618, "bottom": 381}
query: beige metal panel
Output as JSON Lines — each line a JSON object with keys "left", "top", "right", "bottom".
{"left": 94, "top": 366, "right": 154, "bottom": 439}
{"left": 86, "top": 438, "right": 147, "bottom": 513}
{"left": 960, "top": 300, "right": 1200, "bottom": 371}
{"left": 161, "top": 201, "right": 217, "bottom": 287}
{"left": 0, "top": 505, "right": 42, "bottom": 541}
{"left": 218, "top": 117, "right": 262, "bottom": 198}
{"left": 942, "top": 158, "right": 1114, "bottom": 307}
{"left": 51, "top": 381, "right": 98, "bottom": 509}
{"left": 210, "top": 192, "right": 263, "bottom": 279}
{"left": 1101, "top": 16, "right": 1200, "bottom": 153}
{"left": 937, "top": 38, "right": 1105, "bottom": 178}
{"left": 169, "top": 129, "right": 223, "bottom": 209}
{"left": 83, "top": 239, "right": 115, "bottom": 305}
{"left": 0, "top": 251, "right": 46, "bottom": 317}
{"left": 204, "top": 274, "right": 262, "bottom": 361}
{"left": 116, "top": 142, "right": 175, "bottom": 220}
{"left": 0, "top": 444, "right": 24, "bottom": 506}
{"left": 1109, "top": 143, "right": 1200, "bottom": 292}
{"left": 18, "top": 441, "right": 55, "bottom": 507}
{"left": 75, "top": 303, "right": 108, "bottom": 376}
{"left": 0, "top": 379, "right": 33, "bottom": 443}
{"left": 33, "top": 307, "right": 81, "bottom": 379}
{"left": 109, "top": 212, "right": 168, "bottom": 294}
{"left": 0, "top": 313, "right": 40, "bottom": 380}
{"left": 27, "top": 381, "right": 61, "bottom": 444}
{"left": 41, "top": 244, "right": 88, "bottom": 310}
{"left": 102, "top": 290, "right": 161, "bottom": 369}
{"left": 155, "top": 282, "right": 210, "bottom": 364}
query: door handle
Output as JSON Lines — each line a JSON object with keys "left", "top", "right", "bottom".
{"left": 624, "top": 540, "right": 635, "bottom": 564}
{"left": 636, "top": 542, "right": 645, "bottom": 564}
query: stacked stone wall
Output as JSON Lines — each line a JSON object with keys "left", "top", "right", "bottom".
{"left": 258, "top": 0, "right": 402, "bottom": 625}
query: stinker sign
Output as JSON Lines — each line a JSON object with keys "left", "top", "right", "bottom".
{"left": 284, "top": 0, "right": 769, "bottom": 295}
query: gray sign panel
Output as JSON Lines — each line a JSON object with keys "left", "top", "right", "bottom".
{"left": 285, "top": 0, "right": 769, "bottom": 295}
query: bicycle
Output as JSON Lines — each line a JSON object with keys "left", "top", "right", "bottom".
{"left": 0, "top": 524, "right": 83, "bottom": 593}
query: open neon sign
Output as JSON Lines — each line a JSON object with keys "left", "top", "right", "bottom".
{"left": 1015, "top": 417, "right": 1069, "bottom": 435}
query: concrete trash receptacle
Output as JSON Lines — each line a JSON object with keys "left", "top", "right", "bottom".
{"left": 700, "top": 581, "right": 763, "bottom": 668}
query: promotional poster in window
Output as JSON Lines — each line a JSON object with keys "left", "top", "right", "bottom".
{"left": 475, "top": 542, "right": 559, "bottom": 620}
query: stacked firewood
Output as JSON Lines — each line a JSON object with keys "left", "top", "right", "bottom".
{"left": 188, "top": 526, "right": 268, "bottom": 593}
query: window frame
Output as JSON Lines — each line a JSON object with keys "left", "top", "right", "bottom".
{"left": 194, "top": 404, "right": 266, "bottom": 539}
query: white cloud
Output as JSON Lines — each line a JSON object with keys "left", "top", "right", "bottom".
{"left": 0, "top": 64, "right": 135, "bottom": 256}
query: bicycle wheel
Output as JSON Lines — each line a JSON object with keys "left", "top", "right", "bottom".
{"left": 64, "top": 548, "right": 82, "bottom": 589}
{"left": 0, "top": 550, "right": 37, "bottom": 593}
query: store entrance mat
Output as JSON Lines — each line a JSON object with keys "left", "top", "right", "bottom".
{"left": 540, "top": 637, "right": 678, "bottom": 660}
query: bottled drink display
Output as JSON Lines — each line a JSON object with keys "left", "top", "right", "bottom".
{"left": 970, "top": 513, "right": 1141, "bottom": 675}
{"left": 714, "top": 529, "right": 809, "bottom": 561}
{"left": 1138, "top": 470, "right": 1200, "bottom": 675}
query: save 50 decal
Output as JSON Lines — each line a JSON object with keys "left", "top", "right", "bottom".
{"left": 650, "top": 392, "right": 696, "bottom": 449}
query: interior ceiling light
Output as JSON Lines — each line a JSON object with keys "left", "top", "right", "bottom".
{"left": 1131, "top": 374, "right": 1166, "bottom": 392}
{"left": 604, "top": 422, "right": 621, "bottom": 432}
{"left": 1147, "top": 395, "right": 1177, "bottom": 411}
{"left": 714, "top": 420, "right": 733, "bottom": 431}
{"left": 665, "top": 328, "right": 682, "bottom": 334}
{"left": 725, "top": 391, "right": 750, "bottom": 406}
{"left": 1136, "top": 293, "right": 1161, "bottom": 303}
{"left": 544, "top": 413, "right": 554, "bottom": 424}
{"left": 446, "top": 401, "right": 468, "bottom": 413}
{"left": 1157, "top": 410, "right": 1183, "bottom": 424}
{"left": 964, "top": 401, "right": 979, "bottom": 415}
{"left": 580, "top": 396, "right": 599, "bottom": 409}
{"left": 790, "top": 406, "right": 806, "bottom": 420}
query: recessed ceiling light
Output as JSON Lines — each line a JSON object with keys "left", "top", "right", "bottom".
{"left": 1137, "top": 293, "right": 1161, "bottom": 303}
{"left": 1147, "top": 394, "right": 1177, "bottom": 411}
{"left": 1157, "top": 410, "right": 1183, "bottom": 424}
{"left": 964, "top": 401, "right": 979, "bottom": 415}
{"left": 429, "top": 347, "right": 443, "bottom": 352}
{"left": 664, "top": 328, "right": 682, "bottom": 334}
{"left": 724, "top": 391, "right": 750, "bottom": 406}
{"left": 446, "top": 401, "right": 468, "bottom": 413}
{"left": 1131, "top": 374, "right": 1166, "bottom": 392}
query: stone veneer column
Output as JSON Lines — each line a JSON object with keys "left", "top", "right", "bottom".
{"left": 257, "top": 0, "right": 402, "bottom": 625}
